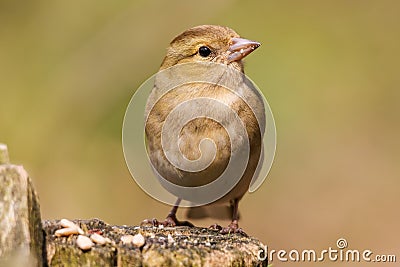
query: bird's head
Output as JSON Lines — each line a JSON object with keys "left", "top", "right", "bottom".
{"left": 160, "top": 25, "right": 260, "bottom": 72}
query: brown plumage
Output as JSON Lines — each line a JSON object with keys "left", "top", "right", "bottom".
{"left": 143, "top": 25, "right": 264, "bottom": 234}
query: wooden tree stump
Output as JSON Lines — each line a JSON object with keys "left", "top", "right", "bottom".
{"left": 43, "top": 219, "right": 267, "bottom": 266}
{"left": 0, "top": 143, "right": 268, "bottom": 266}
{"left": 0, "top": 144, "right": 43, "bottom": 266}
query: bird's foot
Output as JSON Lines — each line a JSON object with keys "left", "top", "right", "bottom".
{"left": 141, "top": 214, "right": 194, "bottom": 227}
{"left": 208, "top": 224, "right": 223, "bottom": 231}
{"left": 209, "top": 221, "right": 247, "bottom": 236}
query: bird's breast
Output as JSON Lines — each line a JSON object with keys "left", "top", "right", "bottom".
{"left": 145, "top": 81, "right": 263, "bottom": 190}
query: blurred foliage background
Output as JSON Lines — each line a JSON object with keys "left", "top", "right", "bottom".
{"left": 1, "top": 0, "right": 399, "bottom": 265}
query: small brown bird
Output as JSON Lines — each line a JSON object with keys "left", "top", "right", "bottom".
{"left": 144, "top": 25, "right": 264, "bottom": 234}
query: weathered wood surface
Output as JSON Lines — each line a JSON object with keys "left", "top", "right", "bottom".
{"left": 0, "top": 144, "right": 9, "bottom": 164}
{"left": 0, "top": 144, "right": 268, "bottom": 266}
{"left": 43, "top": 219, "right": 267, "bottom": 267}
{"left": 0, "top": 144, "right": 43, "bottom": 266}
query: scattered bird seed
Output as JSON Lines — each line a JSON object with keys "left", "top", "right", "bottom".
{"left": 55, "top": 219, "right": 84, "bottom": 236}
{"left": 60, "top": 219, "right": 77, "bottom": 228}
{"left": 121, "top": 235, "right": 134, "bottom": 245}
{"left": 132, "top": 233, "right": 145, "bottom": 248}
{"left": 55, "top": 227, "right": 80, "bottom": 237}
{"left": 90, "top": 233, "right": 106, "bottom": 245}
{"left": 167, "top": 234, "right": 174, "bottom": 243}
{"left": 76, "top": 235, "right": 94, "bottom": 251}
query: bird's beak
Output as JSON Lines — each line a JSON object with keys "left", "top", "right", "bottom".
{"left": 228, "top": 37, "right": 261, "bottom": 63}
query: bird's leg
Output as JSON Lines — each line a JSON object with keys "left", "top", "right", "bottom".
{"left": 163, "top": 198, "right": 195, "bottom": 227}
{"left": 141, "top": 198, "right": 194, "bottom": 227}
{"left": 220, "top": 198, "right": 247, "bottom": 235}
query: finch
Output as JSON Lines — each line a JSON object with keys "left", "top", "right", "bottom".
{"left": 144, "top": 25, "right": 264, "bottom": 234}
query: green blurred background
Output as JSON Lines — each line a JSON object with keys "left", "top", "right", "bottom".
{"left": 1, "top": 0, "right": 399, "bottom": 265}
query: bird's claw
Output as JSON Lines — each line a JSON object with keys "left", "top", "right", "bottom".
{"left": 141, "top": 218, "right": 161, "bottom": 227}
{"left": 210, "top": 221, "right": 247, "bottom": 236}
{"left": 141, "top": 215, "right": 194, "bottom": 227}
{"left": 221, "top": 226, "right": 247, "bottom": 236}
{"left": 208, "top": 224, "right": 223, "bottom": 231}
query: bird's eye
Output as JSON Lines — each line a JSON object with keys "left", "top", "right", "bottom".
{"left": 198, "top": 46, "right": 212, "bottom": 57}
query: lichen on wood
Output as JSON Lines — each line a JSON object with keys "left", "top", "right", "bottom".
{"left": 43, "top": 219, "right": 267, "bottom": 267}
{"left": 0, "top": 161, "right": 43, "bottom": 266}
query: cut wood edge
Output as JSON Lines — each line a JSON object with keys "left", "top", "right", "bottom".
{"left": 0, "top": 143, "right": 9, "bottom": 164}
{"left": 0, "top": 164, "right": 43, "bottom": 266}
